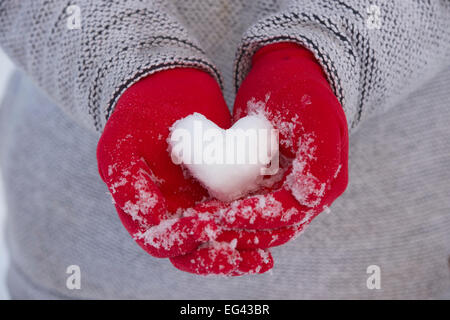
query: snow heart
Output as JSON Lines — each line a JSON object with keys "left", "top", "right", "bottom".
{"left": 169, "top": 113, "right": 279, "bottom": 202}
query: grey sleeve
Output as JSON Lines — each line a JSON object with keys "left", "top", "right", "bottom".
{"left": 0, "top": 0, "right": 221, "bottom": 132}
{"left": 234, "top": 0, "right": 450, "bottom": 132}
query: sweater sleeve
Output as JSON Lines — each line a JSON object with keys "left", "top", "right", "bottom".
{"left": 234, "top": 0, "right": 450, "bottom": 132}
{"left": 0, "top": 0, "right": 221, "bottom": 132}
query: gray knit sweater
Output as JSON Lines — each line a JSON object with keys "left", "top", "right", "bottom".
{"left": 0, "top": 0, "right": 449, "bottom": 299}
{"left": 1, "top": 1, "right": 449, "bottom": 132}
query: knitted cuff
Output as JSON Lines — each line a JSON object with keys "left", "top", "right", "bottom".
{"left": 234, "top": 5, "right": 362, "bottom": 131}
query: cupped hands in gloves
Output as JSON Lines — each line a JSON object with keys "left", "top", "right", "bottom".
{"left": 97, "top": 42, "right": 349, "bottom": 276}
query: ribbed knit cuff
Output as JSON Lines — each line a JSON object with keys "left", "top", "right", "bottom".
{"left": 99, "top": 46, "right": 222, "bottom": 132}
{"left": 234, "top": 6, "right": 362, "bottom": 131}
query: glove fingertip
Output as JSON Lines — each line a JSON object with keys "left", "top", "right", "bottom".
{"left": 232, "top": 249, "right": 274, "bottom": 276}
{"left": 170, "top": 243, "right": 241, "bottom": 276}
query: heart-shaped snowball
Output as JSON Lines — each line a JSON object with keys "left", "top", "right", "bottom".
{"left": 169, "top": 113, "right": 279, "bottom": 202}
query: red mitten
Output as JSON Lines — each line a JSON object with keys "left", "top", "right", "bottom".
{"left": 212, "top": 42, "right": 349, "bottom": 232}
{"left": 171, "top": 43, "right": 349, "bottom": 273}
{"left": 97, "top": 68, "right": 272, "bottom": 275}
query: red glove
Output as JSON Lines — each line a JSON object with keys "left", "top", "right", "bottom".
{"left": 178, "top": 42, "right": 349, "bottom": 244}
{"left": 97, "top": 68, "right": 274, "bottom": 275}
{"left": 225, "top": 42, "right": 348, "bottom": 229}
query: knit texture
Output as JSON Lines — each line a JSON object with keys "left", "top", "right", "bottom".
{"left": 1, "top": 1, "right": 449, "bottom": 132}
{"left": 0, "top": 0, "right": 221, "bottom": 131}
{"left": 234, "top": 0, "right": 450, "bottom": 131}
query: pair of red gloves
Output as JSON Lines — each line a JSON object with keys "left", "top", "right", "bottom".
{"left": 97, "top": 43, "right": 348, "bottom": 276}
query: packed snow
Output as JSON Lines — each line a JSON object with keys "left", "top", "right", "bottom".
{"left": 169, "top": 112, "right": 279, "bottom": 202}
